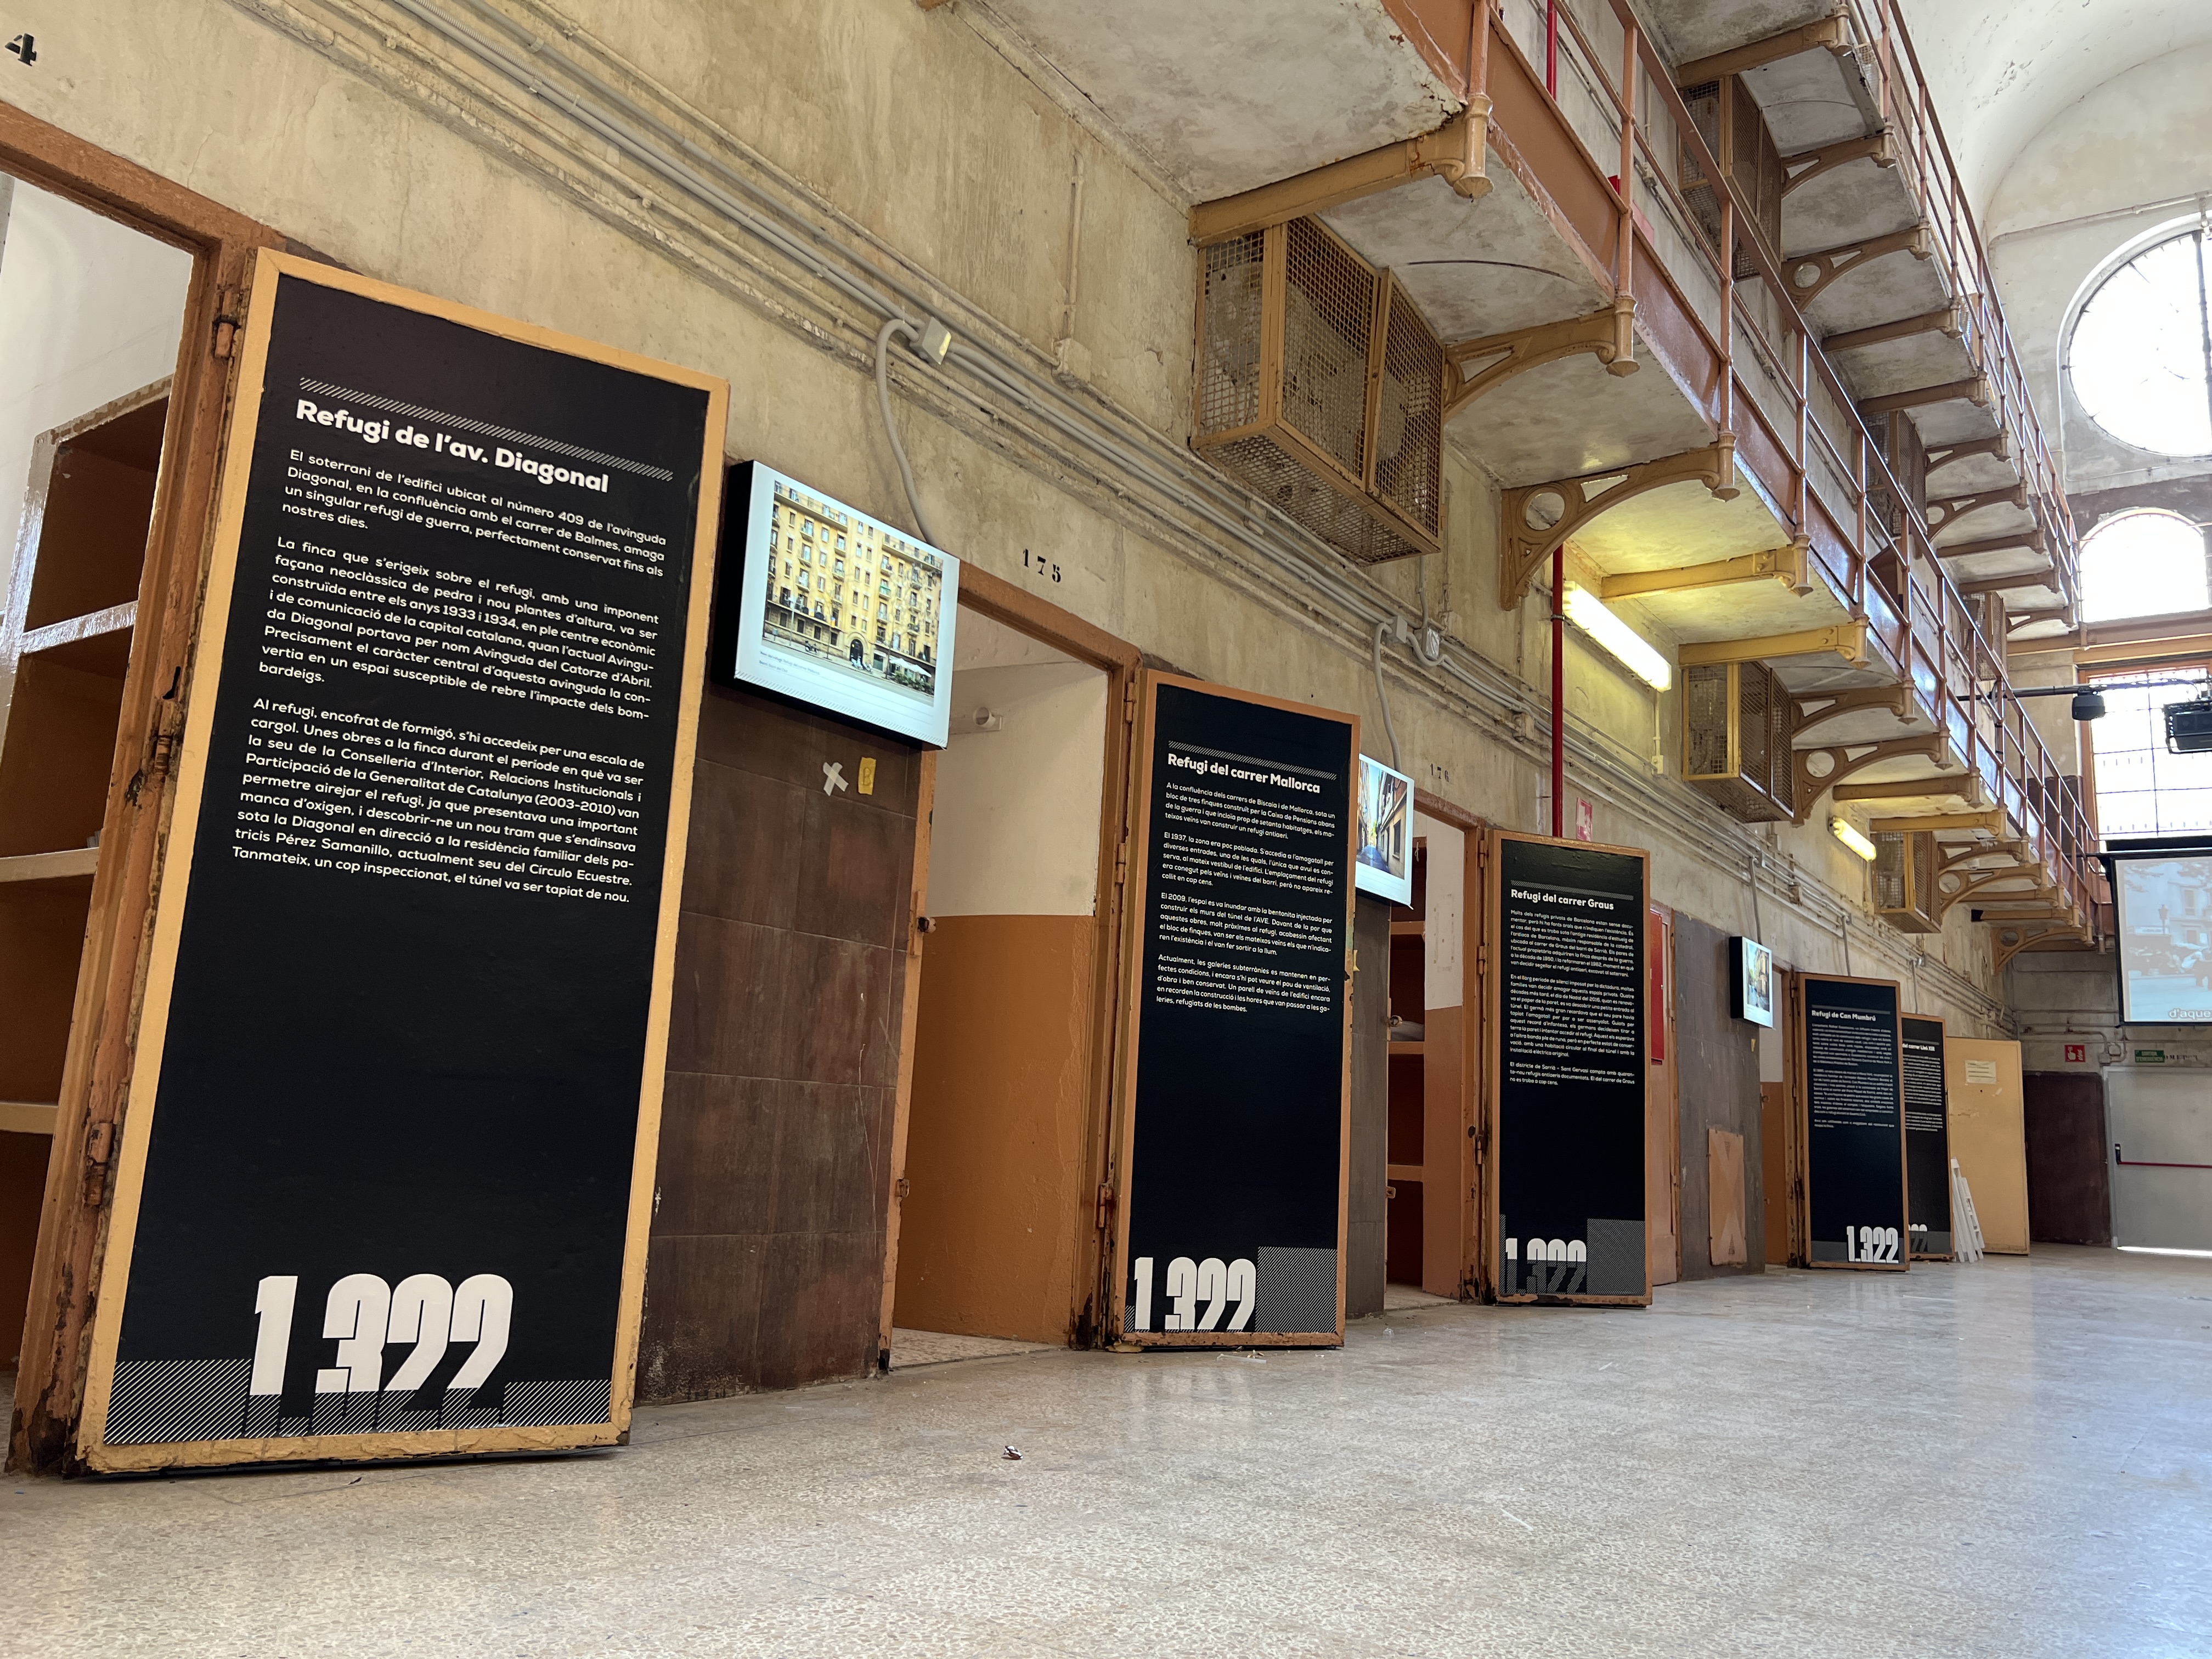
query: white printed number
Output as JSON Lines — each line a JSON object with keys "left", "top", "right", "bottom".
{"left": 1842, "top": 1226, "right": 1900, "bottom": 1263}
{"left": 1130, "top": 1255, "right": 1255, "bottom": 1332}
{"left": 250, "top": 1272, "right": 514, "bottom": 1398}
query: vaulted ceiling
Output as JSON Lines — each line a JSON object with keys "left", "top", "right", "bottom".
{"left": 1897, "top": 0, "right": 2212, "bottom": 215}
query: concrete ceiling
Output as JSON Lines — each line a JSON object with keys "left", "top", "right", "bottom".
{"left": 1896, "top": 0, "right": 2212, "bottom": 215}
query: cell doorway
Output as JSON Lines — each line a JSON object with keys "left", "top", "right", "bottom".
{"left": 0, "top": 171, "right": 194, "bottom": 1400}
{"left": 888, "top": 600, "right": 1122, "bottom": 1364}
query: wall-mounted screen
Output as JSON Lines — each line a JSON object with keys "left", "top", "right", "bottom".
{"left": 2112, "top": 851, "right": 2212, "bottom": 1023}
{"left": 714, "top": 461, "right": 958, "bottom": 746}
{"left": 1353, "top": 754, "right": 1413, "bottom": 906}
{"left": 1731, "top": 936, "right": 1775, "bottom": 1027}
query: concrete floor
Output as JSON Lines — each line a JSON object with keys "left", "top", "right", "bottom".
{"left": 4, "top": 1246, "right": 2208, "bottom": 1657}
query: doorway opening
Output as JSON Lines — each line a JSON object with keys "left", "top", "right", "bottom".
{"left": 0, "top": 171, "right": 194, "bottom": 1402}
{"left": 1384, "top": 810, "right": 1470, "bottom": 1307}
{"left": 888, "top": 605, "right": 1114, "bottom": 1363}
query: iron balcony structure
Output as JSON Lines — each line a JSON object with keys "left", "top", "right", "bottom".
{"left": 989, "top": 0, "right": 2098, "bottom": 956}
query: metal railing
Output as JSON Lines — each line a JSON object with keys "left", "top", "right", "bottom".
{"left": 1424, "top": 0, "right": 2096, "bottom": 925}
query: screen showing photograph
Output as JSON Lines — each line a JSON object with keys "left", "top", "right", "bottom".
{"left": 2114, "top": 854, "right": 2212, "bottom": 1022}
{"left": 1353, "top": 754, "right": 1413, "bottom": 906}
{"left": 1732, "top": 936, "right": 1775, "bottom": 1028}
{"left": 716, "top": 462, "right": 958, "bottom": 746}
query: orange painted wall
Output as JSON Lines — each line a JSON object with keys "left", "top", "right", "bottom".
{"left": 894, "top": 913, "right": 1095, "bottom": 1344}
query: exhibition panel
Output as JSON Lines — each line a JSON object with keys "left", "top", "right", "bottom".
{"left": 1113, "top": 674, "right": 1357, "bottom": 1345}
{"left": 1903, "top": 1015, "right": 1954, "bottom": 1260}
{"left": 1484, "top": 832, "right": 1651, "bottom": 1307}
{"left": 1787, "top": 974, "right": 1909, "bottom": 1272}
{"left": 75, "top": 253, "right": 727, "bottom": 1470}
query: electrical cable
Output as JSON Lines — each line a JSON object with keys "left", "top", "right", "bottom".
{"left": 1373, "top": 620, "right": 1401, "bottom": 771}
{"left": 874, "top": 318, "right": 937, "bottom": 547}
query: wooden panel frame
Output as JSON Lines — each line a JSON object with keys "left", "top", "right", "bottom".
{"left": 5, "top": 104, "right": 293, "bottom": 1476}
{"left": 875, "top": 565, "right": 1142, "bottom": 1360}
{"left": 1106, "top": 672, "right": 1358, "bottom": 1346}
{"left": 1784, "top": 970, "right": 1910, "bottom": 1274}
{"left": 70, "top": 249, "right": 730, "bottom": 1472}
{"left": 1479, "top": 828, "right": 1655, "bottom": 1308}
{"left": 1410, "top": 787, "right": 1486, "bottom": 1300}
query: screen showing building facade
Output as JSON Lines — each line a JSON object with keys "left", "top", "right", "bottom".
{"left": 2114, "top": 853, "right": 2212, "bottom": 1023}
{"left": 716, "top": 462, "right": 958, "bottom": 746}
{"left": 1732, "top": 936, "right": 1775, "bottom": 1028}
{"left": 1353, "top": 754, "right": 1413, "bottom": 906}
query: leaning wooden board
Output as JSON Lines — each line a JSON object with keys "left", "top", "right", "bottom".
{"left": 77, "top": 251, "right": 727, "bottom": 1470}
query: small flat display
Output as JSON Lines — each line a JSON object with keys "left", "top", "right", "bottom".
{"left": 714, "top": 461, "right": 958, "bottom": 747}
{"left": 1731, "top": 936, "right": 1775, "bottom": 1027}
{"left": 1798, "top": 975, "right": 1908, "bottom": 1269}
{"left": 2111, "top": 851, "right": 2212, "bottom": 1023}
{"left": 1353, "top": 753, "right": 1414, "bottom": 906}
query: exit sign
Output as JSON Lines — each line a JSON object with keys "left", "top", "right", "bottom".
{"left": 2135, "top": 1048, "right": 2166, "bottom": 1064}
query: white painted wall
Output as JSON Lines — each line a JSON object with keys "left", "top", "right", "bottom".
{"left": 0, "top": 176, "right": 193, "bottom": 612}
{"left": 926, "top": 658, "right": 1107, "bottom": 918}
{"left": 1898, "top": 0, "right": 2212, "bottom": 217}
{"left": 1415, "top": 811, "right": 1463, "bottom": 1011}
{"left": 1982, "top": 46, "right": 2212, "bottom": 500}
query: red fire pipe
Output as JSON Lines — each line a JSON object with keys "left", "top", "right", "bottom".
{"left": 1551, "top": 545, "right": 1565, "bottom": 838}
{"left": 1545, "top": 1, "right": 1559, "bottom": 98}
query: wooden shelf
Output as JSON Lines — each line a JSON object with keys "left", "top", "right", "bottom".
{"left": 0, "top": 1101, "right": 59, "bottom": 1136}
{"left": 1386, "top": 1164, "right": 1426, "bottom": 1184}
{"left": 1387, "top": 1040, "right": 1426, "bottom": 1056}
{"left": 0, "top": 847, "right": 100, "bottom": 885}
{"left": 1390, "top": 920, "right": 1425, "bottom": 936}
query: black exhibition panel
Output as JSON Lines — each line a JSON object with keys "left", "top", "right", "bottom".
{"left": 1801, "top": 977, "right": 1909, "bottom": 1267}
{"left": 96, "top": 267, "right": 714, "bottom": 1456}
{"left": 1121, "top": 680, "right": 1354, "bottom": 1340}
{"left": 1494, "top": 835, "right": 1648, "bottom": 1301}
{"left": 1902, "top": 1015, "right": 1953, "bottom": 1259}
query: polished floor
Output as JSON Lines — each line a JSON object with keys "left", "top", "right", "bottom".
{"left": 4, "top": 1247, "right": 2208, "bottom": 1657}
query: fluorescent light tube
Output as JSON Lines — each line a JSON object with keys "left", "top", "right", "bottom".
{"left": 1831, "top": 816, "right": 1877, "bottom": 861}
{"left": 1561, "top": 581, "right": 1671, "bottom": 690}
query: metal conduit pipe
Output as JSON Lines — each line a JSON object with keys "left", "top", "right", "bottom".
{"left": 373, "top": 0, "right": 2013, "bottom": 1024}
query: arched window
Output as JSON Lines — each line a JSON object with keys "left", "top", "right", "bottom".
{"left": 2068, "top": 230, "right": 2212, "bottom": 458}
{"left": 2081, "top": 509, "right": 2208, "bottom": 624}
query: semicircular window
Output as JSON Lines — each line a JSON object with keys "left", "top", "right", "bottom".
{"left": 2081, "top": 508, "right": 2209, "bottom": 624}
{"left": 2070, "top": 232, "right": 2212, "bottom": 458}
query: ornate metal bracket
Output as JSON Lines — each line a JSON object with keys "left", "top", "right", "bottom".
{"left": 1925, "top": 433, "right": 2010, "bottom": 476}
{"left": 1499, "top": 437, "right": 1739, "bottom": 609}
{"left": 1781, "top": 129, "right": 1896, "bottom": 198}
{"left": 1790, "top": 683, "right": 1914, "bottom": 741}
{"left": 1784, "top": 224, "right": 1929, "bottom": 309}
{"left": 1928, "top": 484, "right": 2029, "bottom": 538}
{"left": 1791, "top": 733, "right": 1948, "bottom": 825}
{"left": 1991, "top": 919, "right": 2091, "bottom": 972}
{"left": 1444, "top": 298, "right": 1637, "bottom": 423}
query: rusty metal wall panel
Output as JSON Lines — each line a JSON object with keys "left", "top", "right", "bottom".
{"left": 637, "top": 684, "right": 918, "bottom": 1403}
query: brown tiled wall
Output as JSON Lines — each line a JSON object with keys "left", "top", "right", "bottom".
{"left": 637, "top": 684, "right": 920, "bottom": 1402}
